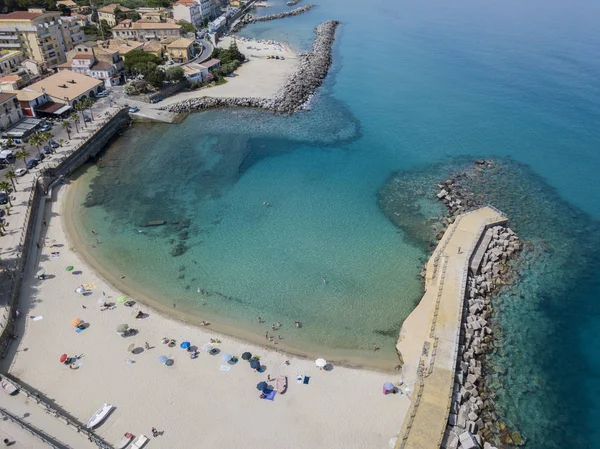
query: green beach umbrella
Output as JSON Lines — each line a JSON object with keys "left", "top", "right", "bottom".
{"left": 66, "top": 266, "right": 74, "bottom": 271}
{"left": 116, "top": 324, "right": 129, "bottom": 333}
{"left": 117, "top": 296, "right": 127, "bottom": 303}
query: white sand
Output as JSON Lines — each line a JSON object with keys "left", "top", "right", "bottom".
{"left": 3, "top": 181, "right": 412, "bottom": 449}
{"left": 161, "top": 36, "right": 298, "bottom": 105}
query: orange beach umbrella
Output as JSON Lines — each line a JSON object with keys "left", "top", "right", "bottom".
{"left": 70, "top": 318, "right": 82, "bottom": 327}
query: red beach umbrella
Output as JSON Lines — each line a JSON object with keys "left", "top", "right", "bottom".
{"left": 60, "top": 354, "right": 68, "bottom": 363}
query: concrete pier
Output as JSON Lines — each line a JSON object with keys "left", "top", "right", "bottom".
{"left": 395, "top": 206, "right": 507, "bottom": 449}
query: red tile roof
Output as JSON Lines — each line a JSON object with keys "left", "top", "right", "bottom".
{"left": 0, "top": 92, "right": 17, "bottom": 104}
{"left": 72, "top": 54, "right": 92, "bottom": 59}
{"left": 0, "top": 11, "right": 43, "bottom": 20}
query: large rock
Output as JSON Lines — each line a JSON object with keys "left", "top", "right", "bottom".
{"left": 458, "top": 431, "right": 480, "bottom": 449}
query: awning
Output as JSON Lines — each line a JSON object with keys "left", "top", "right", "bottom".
{"left": 35, "top": 101, "right": 71, "bottom": 115}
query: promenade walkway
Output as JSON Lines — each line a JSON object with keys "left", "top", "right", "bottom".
{"left": 396, "top": 207, "right": 507, "bottom": 449}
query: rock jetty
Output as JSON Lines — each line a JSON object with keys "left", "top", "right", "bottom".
{"left": 435, "top": 170, "right": 524, "bottom": 449}
{"left": 231, "top": 5, "right": 315, "bottom": 33}
{"left": 161, "top": 20, "right": 339, "bottom": 115}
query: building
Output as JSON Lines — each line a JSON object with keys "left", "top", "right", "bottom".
{"left": 71, "top": 12, "right": 90, "bottom": 27}
{"left": 142, "top": 40, "right": 163, "bottom": 59}
{"left": 56, "top": 0, "right": 78, "bottom": 9}
{"left": 111, "top": 21, "right": 182, "bottom": 41}
{"left": 26, "top": 70, "right": 103, "bottom": 107}
{"left": 69, "top": 42, "right": 124, "bottom": 73}
{"left": 183, "top": 62, "right": 209, "bottom": 82}
{"left": 201, "top": 58, "right": 221, "bottom": 71}
{"left": 208, "top": 15, "right": 226, "bottom": 33}
{"left": 136, "top": 8, "right": 169, "bottom": 23}
{"left": 21, "top": 59, "right": 47, "bottom": 77}
{"left": 167, "top": 38, "right": 195, "bottom": 63}
{"left": 98, "top": 4, "right": 133, "bottom": 27}
{"left": 57, "top": 53, "right": 118, "bottom": 87}
{"left": 4, "top": 89, "right": 48, "bottom": 117}
{"left": 0, "top": 9, "right": 84, "bottom": 67}
{"left": 0, "top": 73, "right": 29, "bottom": 91}
{"left": 0, "top": 92, "right": 23, "bottom": 132}
{"left": 209, "top": 0, "right": 222, "bottom": 19}
{"left": 173, "top": 0, "right": 202, "bottom": 28}
{"left": 95, "top": 38, "right": 144, "bottom": 57}
{"left": 0, "top": 50, "right": 22, "bottom": 76}
{"left": 198, "top": 0, "right": 212, "bottom": 22}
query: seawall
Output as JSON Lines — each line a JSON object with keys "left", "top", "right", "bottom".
{"left": 395, "top": 206, "right": 509, "bottom": 449}
{"left": 230, "top": 5, "right": 315, "bottom": 33}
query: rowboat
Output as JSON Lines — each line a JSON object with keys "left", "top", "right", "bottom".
{"left": 87, "top": 403, "right": 113, "bottom": 429}
{"left": 115, "top": 433, "right": 134, "bottom": 449}
{"left": 0, "top": 378, "right": 18, "bottom": 396}
{"left": 276, "top": 375, "right": 287, "bottom": 394}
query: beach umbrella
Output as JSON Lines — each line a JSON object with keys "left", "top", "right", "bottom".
{"left": 180, "top": 341, "right": 191, "bottom": 350}
{"left": 241, "top": 352, "right": 252, "bottom": 361}
{"left": 201, "top": 343, "right": 214, "bottom": 352}
{"left": 127, "top": 343, "right": 135, "bottom": 353}
{"left": 158, "top": 355, "right": 168, "bottom": 364}
{"left": 384, "top": 382, "right": 395, "bottom": 392}
{"left": 70, "top": 318, "right": 82, "bottom": 327}
{"left": 36, "top": 269, "right": 46, "bottom": 278}
{"left": 66, "top": 266, "right": 74, "bottom": 271}
{"left": 250, "top": 360, "right": 260, "bottom": 370}
{"left": 59, "top": 354, "right": 68, "bottom": 363}
{"left": 116, "top": 324, "right": 129, "bottom": 333}
{"left": 221, "top": 353, "right": 232, "bottom": 362}
{"left": 315, "top": 358, "right": 327, "bottom": 368}
{"left": 256, "top": 381, "right": 268, "bottom": 391}
{"left": 117, "top": 296, "right": 128, "bottom": 303}
{"left": 75, "top": 286, "right": 85, "bottom": 294}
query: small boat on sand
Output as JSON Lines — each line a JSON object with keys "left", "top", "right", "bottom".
{"left": 115, "top": 432, "right": 134, "bottom": 449}
{"left": 87, "top": 403, "right": 113, "bottom": 429}
{"left": 276, "top": 375, "right": 288, "bottom": 394}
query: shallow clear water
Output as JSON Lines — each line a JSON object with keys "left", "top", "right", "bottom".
{"left": 71, "top": 0, "right": 600, "bottom": 445}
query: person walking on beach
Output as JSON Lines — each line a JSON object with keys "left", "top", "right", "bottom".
{"left": 145, "top": 342, "right": 151, "bottom": 350}
{"left": 265, "top": 332, "right": 269, "bottom": 340}
{"left": 152, "top": 427, "right": 159, "bottom": 437}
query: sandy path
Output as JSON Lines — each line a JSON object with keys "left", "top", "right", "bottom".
{"left": 2, "top": 181, "right": 411, "bottom": 449}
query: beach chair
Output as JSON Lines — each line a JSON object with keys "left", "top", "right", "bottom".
{"left": 132, "top": 434, "right": 149, "bottom": 448}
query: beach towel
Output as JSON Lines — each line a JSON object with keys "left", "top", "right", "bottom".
{"left": 83, "top": 283, "right": 95, "bottom": 290}
{"left": 303, "top": 376, "right": 310, "bottom": 385}
{"left": 261, "top": 389, "right": 276, "bottom": 401}
{"left": 296, "top": 375, "right": 303, "bottom": 384}
{"left": 32, "top": 316, "right": 43, "bottom": 321}
{"left": 75, "top": 328, "right": 84, "bottom": 334}
{"left": 219, "top": 365, "right": 231, "bottom": 372}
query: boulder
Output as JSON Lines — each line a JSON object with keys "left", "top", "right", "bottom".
{"left": 458, "top": 431, "right": 479, "bottom": 449}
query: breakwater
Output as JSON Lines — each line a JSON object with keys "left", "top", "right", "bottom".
{"left": 161, "top": 20, "right": 339, "bottom": 115}
{"left": 287, "top": 0, "right": 301, "bottom": 5}
{"left": 230, "top": 5, "right": 315, "bottom": 33}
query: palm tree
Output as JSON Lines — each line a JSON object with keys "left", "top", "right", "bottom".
{"left": 76, "top": 103, "right": 87, "bottom": 128}
{"left": 4, "top": 169, "right": 17, "bottom": 192}
{"left": 0, "top": 181, "right": 12, "bottom": 206}
{"left": 69, "top": 112, "right": 79, "bottom": 133}
{"left": 83, "top": 98, "right": 94, "bottom": 121}
{"left": 58, "top": 138, "right": 65, "bottom": 147}
{"left": 41, "top": 131, "right": 53, "bottom": 148}
{"left": 61, "top": 120, "right": 72, "bottom": 139}
{"left": 14, "top": 148, "right": 28, "bottom": 166}
{"left": 29, "top": 133, "right": 43, "bottom": 157}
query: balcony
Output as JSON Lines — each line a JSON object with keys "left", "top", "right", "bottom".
{"left": 0, "top": 34, "right": 18, "bottom": 40}
{"left": 0, "top": 43, "right": 21, "bottom": 48}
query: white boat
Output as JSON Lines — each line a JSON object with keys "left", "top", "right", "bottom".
{"left": 87, "top": 403, "right": 113, "bottom": 429}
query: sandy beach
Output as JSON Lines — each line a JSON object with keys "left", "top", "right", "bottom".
{"left": 1, "top": 179, "right": 411, "bottom": 448}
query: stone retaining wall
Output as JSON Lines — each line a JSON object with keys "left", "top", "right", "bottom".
{"left": 230, "top": 5, "right": 315, "bottom": 33}
{"left": 162, "top": 20, "right": 339, "bottom": 115}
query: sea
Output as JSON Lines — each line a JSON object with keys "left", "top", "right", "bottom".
{"left": 68, "top": 0, "right": 600, "bottom": 447}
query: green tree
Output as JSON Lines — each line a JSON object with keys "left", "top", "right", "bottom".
{"left": 0, "top": 181, "right": 12, "bottom": 205}
{"left": 145, "top": 68, "right": 165, "bottom": 89}
{"left": 4, "top": 169, "right": 17, "bottom": 192}
{"left": 14, "top": 148, "right": 28, "bottom": 166}
{"left": 58, "top": 138, "right": 65, "bottom": 147}
{"left": 124, "top": 50, "right": 162, "bottom": 73}
{"left": 75, "top": 103, "right": 87, "bottom": 128}
{"left": 28, "top": 132, "right": 43, "bottom": 157}
{"left": 69, "top": 112, "right": 80, "bottom": 133}
{"left": 177, "top": 20, "right": 195, "bottom": 34}
{"left": 165, "top": 66, "right": 185, "bottom": 83}
{"left": 82, "top": 98, "right": 94, "bottom": 121}
{"left": 61, "top": 120, "right": 72, "bottom": 139}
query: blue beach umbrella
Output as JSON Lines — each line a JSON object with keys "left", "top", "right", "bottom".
{"left": 383, "top": 382, "right": 395, "bottom": 392}
{"left": 158, "top": 355, "right": 168, "bottom": 364}
{"left": 256, "top": 381, "right": 268, "bottom": 391}
{"left": 221, "top": 353, "right": 232, "bottom": 362}
{"left": 180, "top": 341, "right": 191, "bottom": 349}
{"left": 250, "top": 360, "right": 260, "bottom": 370}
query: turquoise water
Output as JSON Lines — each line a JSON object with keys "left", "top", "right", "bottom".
{"left": 72, "top": 0, "right": 600, "bottom": 446}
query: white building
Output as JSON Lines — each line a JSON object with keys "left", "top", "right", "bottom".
{"left": 0, "top": 92, "right": 23, "bottom": 132}
{"left": 173, "top": 1, "right": 202, "bottom": 28}
{"left": 198, "top": 0, "right": 212, "bottom": 22}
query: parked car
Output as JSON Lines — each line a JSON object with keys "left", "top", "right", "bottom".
{"left": 33, "top": 152, "right": 45, "bottom": 162}
{"left": 50, "top": 140, "right": 59, "bottom": 148}
{"left": 150, "top": 97, "right": 163, "bottom": 104}
{"left": 0, "top": 149, "right": 14, "bottom": 164}
{"left": 128, "top": 106, "right": 139, "bottom": 113}
{"left": 39, "top": 123, "right": 52, "bottom": 131}
{"left": 43, "top": 145, "right": 53, "bottom": 155}
{"left": 0, "top": 191, "right": 8, "bottom": 205}
{"left": 83, "top": 115, "right": 92, "bottom": 123}
{"left": 15, "top": 168, "right": 27, "bottom": 177}
{"left": 26, "top": 159, "right": 38, "bottom": 169}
